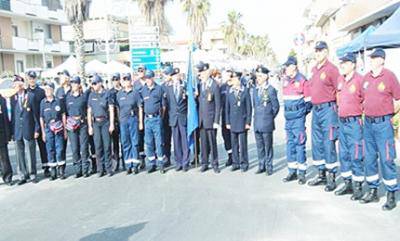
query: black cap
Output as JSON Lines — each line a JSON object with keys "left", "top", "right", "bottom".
{"left": 315, "top": 41, "right": 328, "bottom": 50}
{"left": 70, "top": 76, "right": 81, "bottom": 84}
{"left": 122, "top": 73, "right": 131, "bottom": 81}
{"left": 255, "top": 66, "right": 270, "bottom": 75}
{"left": 283, "top": 56, "right": 298, "bottom": 66}
{"left": 369, "top": 48, "right": 386, "bottom": 59}
{"left": 13, "top": 75, "right": 24, "bottom": 82}
{"left": 44, "top": 82, "right": 55, "bottom": 89}
{"left": 26, "top": 70, "right": 37, "bottom": 78}
{"left": 196, "top": 61, "right": 210, "bottom": 72}
{"left": 339, "top": 52, "right": 356, "bottom": 63}
{"left": 58, "top": 69, "right": 70, "bottom": 77}
{"left": 112, "top": 73, "right": 121, "bottom": 81}
{"left": 91, "top": 75, "right": 103, "bottom": 84}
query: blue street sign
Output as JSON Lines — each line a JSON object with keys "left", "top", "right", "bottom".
{"left": 131, "top": 47, "right": 161, "bottom": 71}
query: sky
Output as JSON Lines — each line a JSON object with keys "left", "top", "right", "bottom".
{"left": 90, "top": 0, "right": 311, "bottom": 63}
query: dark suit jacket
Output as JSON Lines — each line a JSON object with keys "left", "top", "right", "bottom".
{"left": 11, "top": 91, "right": 40, "bottom": 141}
{"left": 165, "top": 81, "right": 188, "bottom": 127}
{"left": 252, "top": 85, "right": 280, "bottom": 133}
{"left": 198, "top": 78, "right": 221, "bottom": 129}
{"left": 225, "top": 87, "right": 252, "bottom": 133}
{"left": 0, "top": 95, "right": 10, "bottom": 145}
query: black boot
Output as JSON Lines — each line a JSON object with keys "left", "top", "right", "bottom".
{"left": 382, "top": 191, "right": 397, "bottom": 211}
{"left": 335, "top": 179, "right": 353, "bottom": 196}
{"left": 351, "top": 182, "right": 363, "bottom": 201}
{"left": 126, "top": 167, "right": 132, "bottom": 175}
{"left": 50, "top": 167, "right": 57, "bottom": 181}
{"left": 298, "top": 173, "right": 306, "bottom": 185}
{"left": 44, "top": 167, "right": 51, "bottom": 178}
{"left": 324, "top": 173, "right": 336, "bottom": 192}
{"left": 59, "top": 166, "right": 66, "bottom": 180}
{"left": 225, "top": 154, "right": 232, "bottom": 167}
{"left": 147, "top": 165, "right": 157, "bottom": 173}
{"left": 360, "top": 188, "right": 379, "bottom": 204}
{"left": 308, "top": 170, "right": 327, "bottom": 186}
{"left": 282, "top": 172, "right": 297, "bottom": 182}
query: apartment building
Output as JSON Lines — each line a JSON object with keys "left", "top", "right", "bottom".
{"left": 0, "top": 0, "right": 71, "bottom": 75}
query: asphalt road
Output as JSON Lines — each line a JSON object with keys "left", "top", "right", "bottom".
{"left": 0, "top": 112, "right": 399, "bottom": 241}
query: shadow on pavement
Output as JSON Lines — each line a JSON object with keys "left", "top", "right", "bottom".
{"left": 79, "top": 222, "right": 147, "bottom": 241}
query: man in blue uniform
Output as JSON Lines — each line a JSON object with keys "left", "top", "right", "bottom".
{"left": 140, "top": 70, "right": 167, "bottom": 174}
{"left": 40, "top": 83, "right": 67, "bottom": 180}
{"left": 282, "top": 56, "right": 312, "bottom": 184}
{"left": 220, "top": 69, "right": 234, "bottom": 167}
{"left": 26, "top": 71, "right": 49, "bottom": 178}
{"left": 225, "top": 71, "right": 252, "bottom": 172}
{"left": 0, "top": 94, "right": 13, "bottom": 185}
{"left": 164, "top": 67, "right": 190, "bottom": 172}
{"left": 253, "top": 66, "right": 280, "bottom": 175}
{"left": 161, "top": 66, "right": 173, "bottom": 168}
{"left": 197, "top": 62, "right": 221, "bottom": 173}
{"left": 134, "top": 66, "right": 147, "bottom": 169}
{"left": 110, "top": 73, "right": 123, "bottom": 172}
{"left": 88, "top": 75, "right": 115, "bottom": 177}
{"left": 66, "top": 76, "right": 91, "bottom": 178}
{"left": 116, "top": 73, "right": 142, "bottom": 174}
{"left": 11, "top": 75, "right": 40, "bottom": 185}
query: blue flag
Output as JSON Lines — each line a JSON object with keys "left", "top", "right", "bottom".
{"left": 186, "top": 45, "right": 198, "bottom": 150}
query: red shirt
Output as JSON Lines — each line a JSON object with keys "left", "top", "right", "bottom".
{"left": 337, "top": 72, "right": 363, "bottom": 117}
{"left": 309, "top": 60, "right": 340, "bottom": 105}
{"left": 362, "top": 68, "right": 400, "bottom": 117}
{"left": 282, "top": 72, "right": 311, "bottom": 102}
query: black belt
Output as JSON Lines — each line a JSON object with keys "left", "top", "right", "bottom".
{"left": 365, "top": 115, "right": 392, "bottom": 124}
{"left": 285, "top": 103, "right": 305, "bottom": 112}
{"left": 313, "top": 101, "right": 335, "bottom": 111}
{"left": 339, "top": 116, "right": 361, "bottom": 123}
{"left": 145, "top": 113, "right": 160, "bottom": 118}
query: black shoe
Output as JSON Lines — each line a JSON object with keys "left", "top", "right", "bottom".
{"left": 225, "top": 155, "right": 232, "bottom": 167}
{"left": 98, "top": 171, "right": 106, "bottom": 178}
{"left": 127, "top": 168, "right": 133, "bottom": 175}
{"left": 160, "top": 166, "right": 166, "bottom": 174}
{"left": 255, "top": 169, "right": 265, "bottom": 174}
{"left": 31, "top": 177, "right": 39, "bottom": 184}
{"left": 183, "top": 166, "right": 189, "bottom": 172}
{"left": 133, "top": 166, "right": 139, "bottom": 174}
{"left": 17, "top": 179, "right": 27, "bottom": 186}
{"left": 324, "top": 173, "right": 336, "bottom": 192}
{"left": 335, "top": 179, "right": 353, "bottom": 196}
{"left": 351, "top": 182, "right": 363, "bottom": 201}
{"left": 308, "top": 170, "right": 327, "bottom": 186}
{"left": 200, "top": 165, "right": 208, "bottom": 173}
{"left": 283, "top": 172, "right": 297, "bottom": 182}
{"left": 231, "top": 165, "right": 240, "bottom": 172}
{"left": 164, "top": 160, "right": 171, "bottom": 168}
{"left": 139, "top": 159, "right": 146, "bottom": 170}
{"left": 75, "top": 172, "right": 83, "bottom": 178}
{"left": 213, "top": 166, "right": 221, "bottom": 174}
{"left": 108, "top": 172, "right": 114, "bottom": 177}
{"left": 50, "top": 176, "right": 57, "bottom": 181}
{"left": 50, "top": 168, "right": 57, "bottom": 180}
{"left": 147, "top": 165, "right": 157, "bottom": 173}
{"left": 360, "top": 188, "right": 379, "bottom": 204}
{"left": 241, "top": 166, "right": 249, "bottom": 172}
{"left": 266, "top": 169, "right": 273, "bottom": 176}
{"left": 59, "top": 167, "right": 66, "bottom": 180}
{"left": 44, "top": 168, "right": 51, "bottom": 178}
{"left": 5, "top": 181, "right": 14, "bottom": 186}
{"left": 382, "top": 191, "right": 397, "bottom": 211}
{"left": 84, "top": 173, "right": 90, "bottom": 178}
{"left": 90, "top": 169, "right": 97, "bottom": 175}
{"left": 298, "top": 173, "right": 306, "bottom": 185}
{"left": 176, "top": 166, "right": 183, "bottom": 172}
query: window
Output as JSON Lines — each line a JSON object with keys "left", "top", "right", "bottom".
{"left": 46, "top": 25, "right": 52, "bottom": 39}
{"left": 16, "top": 60, "right": 24, "bottom": 74}
{"left": 46, "top": 61, "right": 52, "bottom": 68}
{"left": 12, "top": 25, "right": 18, "bottom": 37}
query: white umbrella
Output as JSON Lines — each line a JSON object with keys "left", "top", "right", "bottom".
{"left": 41, "top": 56, "right": 78, "bottom": 78}
{"left": 85, "top": 60, "right": 107, "bottom": 74}
{"left": 106, "top": 60, "right": 131, "bottom": 74}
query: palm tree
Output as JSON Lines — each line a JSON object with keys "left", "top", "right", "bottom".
{"left": 181, "top": 0, "right": 211, "bottom": 48}
{"left": 222, "top": 10, "right": 246, "bottom": 55}
{"left": 64, "top": 0, "right": 90, "bottom": 77}
{"left": 134, "top": 0, "right": 171, "bottom": 37}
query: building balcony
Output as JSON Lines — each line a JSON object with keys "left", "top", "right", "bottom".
{"left": 11, "top": 36, "right": 70, "bottom": 54}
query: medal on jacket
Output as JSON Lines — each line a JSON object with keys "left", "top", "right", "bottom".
{"left": 262, "top": 88, "right": 269, "bottom": 106}
{"left": 207, "top": 90, "right": 213, "bottom": 102}
{"left": 24, "top": 95, "right": 29, "bottom": 110}
{"left": 182, "top": 89, "right": 186, "bottom": 100}
{"left": 236, "top": 89, "right": 241, "bottom": 107}
{"left": 0, "top": 104, "right": 2, "bottom": 114}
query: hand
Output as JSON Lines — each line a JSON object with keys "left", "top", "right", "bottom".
{"left": 226, "top": 124, "right": 231, "bottom": 130}
{"left": 245, "top": 124, "right": 251, "bottom": 130}
{"left": 88, "top": 126, "right": 93, "bottom": 136}
{"left": 34, "top": 132, "right": 39, "bottom": 139}
{"left": 109, "top": 124, "right": 115, "bottom": 134}
{"left": 42, "top": 132, "right": 46, "bottom": 143}
{"left": 213, "top": 123, "right": 219, "bottom": 129}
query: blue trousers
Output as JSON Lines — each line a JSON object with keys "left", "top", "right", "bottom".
{"left": 68, "top": 123, "right": 90, "bottom": 174}
{"left": 364, "top": 116, "right": 399, "bottom": 192}
{"left": 231, "top": 131, "right": 249, "bottom": 168}
{"left": 93, "top": 120, "right": 112, "bottom": 173}
{"left": 338, "top": 117, "right": 364, "bottom": 182}
{"left": 120, "top": 116, "right": 140, "bottom": 168}
{"left": 285, "top": 116, "right": 307, "bottom": 175}
{"left": 311, "top": 103, "right": 338, "bottom": 173}
{"left": 45, "top": 127, "right": 65, "bottom": 167}
{"left": 144, "top": 116, "right": 164, "bottom": 167}
{"left": 172, "top": 123, "right": 189, "bottom": 168}
{"left": 255, "top": 131, "right": 273, "bottom": 171}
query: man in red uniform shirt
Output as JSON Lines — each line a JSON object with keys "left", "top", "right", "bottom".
{"left": 308, "top": 41, "right": 340, "bottom": 192}
{"left": 361, "top": 48, "right": 399, "bottom": 211}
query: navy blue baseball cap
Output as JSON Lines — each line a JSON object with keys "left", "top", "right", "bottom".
{"left": 144, "top": 70, "right": 155, "bottom": 79}
{"left": 70, "top": 76, "right": 81, "bottom": 84}
{"left": 44, "top": 82, "right": 55, "bottom": 89}
{"left": 91, "top": 75, "right": 103, "bottom": 84}
{"left": 369, "top": 48, "right": 386, "bottom": 59}
{"left": 283, "top": 56, "right": 298, "bottom": 66}
{"left": 163, "top": 65, "right": 174, "bottom": 76}
{"left": 196, "top": 61, "right": 210, "bottom": 72}
{"left": 339, "top": 52, "right": 357, "bottom": 63}
{"left": 112, "top": 73, "right": 121, "bottom": 81}
{"left": 27, "top": 70, "right": 37, "bottom": 78}
{"left": 137, "top": 65, "right": 147, "bottom": 72}
{"left": 255, "top": 65, "right": 270, "bottom": 75}
{"left": 122, "top": 73, "right": 131, "bottom": 81}
{"left": 315, "top": 41, "right": 328, "bottom": 50}
{"left": 57, "top": 69, "right": 70, "bottom": 77}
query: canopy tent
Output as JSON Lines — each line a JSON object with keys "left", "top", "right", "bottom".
{"left": 105, "top": 60, "right": 131, "bottom": 74}
{"left": 336, "top": 26, "right": 376, "bottom": 57}
{"left": 41, "top": 56, "right": 78, "bottom": 78}
{"left": 366, "top": 6, "right": 400, "bottom": 48}
{"left": 85, "top": 60, "right": 107, "bottom": 74}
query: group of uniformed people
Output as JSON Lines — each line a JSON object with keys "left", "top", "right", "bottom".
{"left": 0, "top": 41, "right": 398, "bottom": 211}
